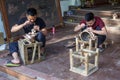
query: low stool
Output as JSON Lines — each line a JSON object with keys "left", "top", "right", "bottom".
{"left": 69, "top": 48, "right": 99, "bottom": 76}
{"left": 18, "top": 39, "right": 42, "bottom": 65}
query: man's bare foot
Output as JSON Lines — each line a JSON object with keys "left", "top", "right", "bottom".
{"left": 11, "top": 59, "right": 20, "bottom": 64}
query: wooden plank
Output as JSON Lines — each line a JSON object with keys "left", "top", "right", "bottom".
{"left": 55, "top": 0, "right": 63, "bottom": 25}
{"left": 0, "top": 0, "right": 11, "bottom": 42}
{"left": 0, "top": 66, "right": 35, "bottom": 80}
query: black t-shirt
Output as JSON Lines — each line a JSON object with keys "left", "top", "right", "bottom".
{"left": 17, "top": 17, "right": 46, "bottom": 33}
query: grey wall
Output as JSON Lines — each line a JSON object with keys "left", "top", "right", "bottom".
{"left": 60, "top": 0, "right": 81, "bottom": 16}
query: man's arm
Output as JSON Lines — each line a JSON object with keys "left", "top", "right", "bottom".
{"left": 74, "top": 23, "right": 86, "bottom": 32}
{"left": 88, "top": 27, "right": 107, "bottom": 35}
{"left": 11, "top": 20, "right": 31, "bottom": 32}
{"left": 93, "top": 27, "right": 107, "bottom": 35}
{"left": 33, "top": 25, "right": 47, "bottom": 36}
{"left": 41, "top": 28, "right": 47, "bottom": 36}
{"left": 11, "top": 24, "right": 25, "bottom": 32}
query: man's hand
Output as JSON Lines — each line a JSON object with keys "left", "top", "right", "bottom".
{"left": 24, "top": 20, "right": 33, "bottom": 26}
{"left": 33, "top": 25, "right": 40, "bottom": 31}
{"left": 74, "top": 23, "right": 85, "bottom": 32}
{"left": 33, "top": 25, "right": 47, "bottom": 36}
{"left": 87, "top": 27, "right": 93, "bottom": 32}
{"left": 41, "top": 28, "right": 47, "bottom": 36}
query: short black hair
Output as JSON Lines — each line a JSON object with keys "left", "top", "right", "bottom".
{"left": 27, "top": 8, "right": 37, "bottom": 16}
{"left": 85, "top": 12, "right": 94, "bottom": 21}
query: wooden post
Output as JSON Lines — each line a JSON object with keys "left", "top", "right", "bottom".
{"left": 95, "top": 37, "right": 98, "bottom": 49}
{"left": 24, "top": 46, "right": 29, "bottom": 64}
{"left": 75, "top": 37, "right": 79, "bottom": 52}
{"left": 69, "top": 49, "right": 73, "bottom": 70}
{"left": 0, "top": 0, "right": 11, "bottom": 42}
{"left": 85, "top": 53, "right": 89, "bottom": 75}
{"left": 0, "top": 32, "right": 4, "bottom": 44}
{"left": 38, "top": 42, "right": 41, "bottom": 60}
{"left": 95, "top": 48, "right": 99, "bottom": 67}
{"left": 31, "top": 42, "right": 37, "bottom": 63}
{"left": 89, "top": 39, "right": 92, "bottom": 50}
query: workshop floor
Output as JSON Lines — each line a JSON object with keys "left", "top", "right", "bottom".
{"left": 0, "top": 4, "right": 120, "bottom": 80}
{"left": 0, "top": 24, "right": 120, "bottom": 80}
{"left": 26, "top": 24, "right": 120, "bottom": 80}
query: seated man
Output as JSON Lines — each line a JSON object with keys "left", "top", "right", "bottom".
{"left": 6, "top": 8, "right": 47, "bottom": 66}
{"left": 74, "top": 12, "right": 107, "bottom": 52}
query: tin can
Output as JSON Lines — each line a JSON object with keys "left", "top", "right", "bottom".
{"left": 52, "top": 26, "right": 55, "bottom": 35}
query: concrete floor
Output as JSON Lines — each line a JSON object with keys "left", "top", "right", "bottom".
{"left": 0, "top": 4, "right": 120, "bottom": 80}
{"left": 0, "top": 24, "right": 120, "bottom": 80}
{"left": 25, "top": 25, "right": 120, "bottom": 80}
{"left": 0, "top": 71, "right": 18, "bottom": 80}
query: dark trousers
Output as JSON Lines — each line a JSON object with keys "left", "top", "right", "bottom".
{"left": 82, "top": 26, "right": 106, "bottom": 47}
{"left": 9, "top": 32, "right": 46, "bottom": 54}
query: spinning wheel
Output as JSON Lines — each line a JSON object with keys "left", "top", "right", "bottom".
{"left": 75, "top": 30, "right": 98, "bottom": 52}
{"left": 79, "top": 30, "right": 96, "bottom": 42}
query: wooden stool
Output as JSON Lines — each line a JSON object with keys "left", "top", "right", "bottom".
{"left": 69, "top": 34, "right": 99, "bottom": 76}
{"left": 69, "top": 48, "right": 99, "bottom": 76}
{"left": 18, "top": 39, "right": 42, "bottom": 65}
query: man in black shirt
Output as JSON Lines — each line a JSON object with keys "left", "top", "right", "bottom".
{"left": 7, "top": 8, "right": 47, "bottom": 66}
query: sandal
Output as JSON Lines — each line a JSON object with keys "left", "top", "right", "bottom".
{"left": 99, "top": 47, "right": 104, "bottom": 53}
{"left": 40, "top": 52, "right": 46, "bottom": 60}
{"left": 5, "top": 60, "right": 20, "bottom": 67}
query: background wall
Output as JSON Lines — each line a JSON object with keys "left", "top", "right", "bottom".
{"left": 60, "top": 0, "right": 81, "bottom": 16}
{"left": 2, "top": 0, "right": 61, "bottom": 38}
{"left": 60, "top": 0, "right": 70, "bottom": 16}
